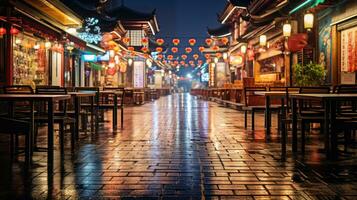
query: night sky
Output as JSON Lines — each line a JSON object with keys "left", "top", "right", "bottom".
{"left": 109, "top": 0, "right": 226, "bottom": 39}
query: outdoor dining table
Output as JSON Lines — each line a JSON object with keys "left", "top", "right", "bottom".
{"left": 68, "top": 91, "right": 97, "bottom": 138}
{"left": 0, "top": 94, "right": 71, "bottom": 171}
{"left": 98, "top": 90, "right": 124, "bottom": 130}
{"left": 290, "top": 93, "right": 357, "bottom": 158}
{"left": 255, "top": 91, "right": 299, "bottom": 159}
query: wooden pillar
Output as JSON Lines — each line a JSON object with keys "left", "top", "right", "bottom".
{"left": 331, "top": 25, "right": 339, "bottom": 85}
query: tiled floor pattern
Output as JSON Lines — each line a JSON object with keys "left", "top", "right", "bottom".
{"left": 0, "top": 93, "right": 357, "bottom": 199}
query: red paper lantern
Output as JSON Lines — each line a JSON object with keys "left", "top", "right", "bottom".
{"left": 205, "top": 38, "right": 213, "bottom": 46}
{"left": 156, "top": 38, "right": 164, "bottom": 46}
{"left": 141, "top": 37, "right": 149, "bottom": 45}
{"left": 156, "top": 47, "right": 163, "bottom": 53}
{"left": 167, "top": 55, "right": 173, "bottom": 60}
{"left": 172, "top": 38, "right": 180, "bottom": 46}
{"left": 188, "top": 38, "right": 196, "bottom": 46}
{"left": 144, "top": 53, "right": 150, "bottom": 58}
{"left": 204, "top": 54, "right": 211, "bottom": 59}
{"left": 198, "top": 60, "right": 203, "bottom": 65}
{"left": 141, "top": 46, "right": 149, "bottom": 53}
{"left": 212, "top": 45, "right": 219, "bottom": 51}
{"left": 198, "top": 46, "right": 205, "bottom": 53}
{"left": 128, "top": 46, "right": 134, "bottom": 51}
{"left": 193, "top": 54, "right": 199, "bottom": 60}
{"left": 287, "top": 33, "right": 308, "bottom": 52}
{"left": 171, "top": 47, "right": 178, "bottom": 53}
{"left": 157, "top": 54, "right": 163, "bottom": 60}
{"left": 122, "top": 37, "right": 130, "bottom": 45}
{"left": 221, "top": 37, "right": 229, "bottom": 45}
{"left": 174, "top": 61, "right": 179, "bottom": 65}
{"left": 10, "top": 27, "right": 19, "bottom": 35}
{"left": 185, "top": 47, "right": 192, "bottom": 54}
{"left": 189, "top": 60, "right": 194, "bottom": 65}
{"left": 180, "top": 61, "right": 185, "bottom": 65}
{"left": 0, "top": 27, "right": 6, "bottom": 38}
{"left": 181, "top": 54, "right": 187, "bottom": 60}
{"left": 216, "top": 52, "right": 222, "bottom": 58}
{"left": 107, "top": 67, "right": 116, "bottom": 76}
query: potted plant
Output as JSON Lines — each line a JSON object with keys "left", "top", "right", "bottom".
{"left": 293, "top": 63, "right": 326, "bottom": 86}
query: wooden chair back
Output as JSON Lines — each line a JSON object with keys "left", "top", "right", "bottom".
{"left": 243, "top": 87, "right": 267, "bottom": 106}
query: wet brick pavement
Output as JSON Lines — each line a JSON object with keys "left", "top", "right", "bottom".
{"left": 0, "top": 93, "right": 357, "bottom": 199}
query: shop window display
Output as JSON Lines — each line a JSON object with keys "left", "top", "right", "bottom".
{"left": 13, "top": 34, "right": 48, "bottom": 86}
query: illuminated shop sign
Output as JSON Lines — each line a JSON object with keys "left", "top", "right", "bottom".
{"left": 83, "top": 54, "right": 97, "bottom": 62}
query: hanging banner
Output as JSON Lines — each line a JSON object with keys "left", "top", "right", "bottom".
{"left": 133, "top": 61, "right": 145, "bottom": 88}
{"left": 341, "top": 26, "right": 357, "bottom": 72}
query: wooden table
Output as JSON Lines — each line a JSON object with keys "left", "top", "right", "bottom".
{"left": 290, "top": 93, "right": 357, "bottom": 158}
{"left": 255, "top": 91, "right": 299, "bottom": 159}
{"left": 0, "top": 94, "right": 70, "bottom": 171}
{"left": 98, "top": 90, "right": 124, "bottom": 130}
{"left": 68, "top": 91, "right": 96, "bottom": 138}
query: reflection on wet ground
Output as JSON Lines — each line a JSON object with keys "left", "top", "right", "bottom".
{"left": 0, "top": 93, "right": 357, "bottom": 199}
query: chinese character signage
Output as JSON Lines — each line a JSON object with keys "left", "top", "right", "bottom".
{"left": 341, "top": 26, "right": 357, "bottom": 72}
{"left": 133, "top": 61, "right": 145, "bottom": 88}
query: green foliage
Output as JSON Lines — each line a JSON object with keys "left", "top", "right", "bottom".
{"left": 293, "top": 63, "right": 326, "bottom": 86}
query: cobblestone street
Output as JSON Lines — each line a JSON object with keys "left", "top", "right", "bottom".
{"left": 1, "top": 93, "right": 357, "bottom": 199}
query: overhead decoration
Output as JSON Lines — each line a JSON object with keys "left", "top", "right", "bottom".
{"left": 122, "top": 37, "right": 130, "bottom": 45}
{"left": 157, "top": 54, "right": 163, "bottom": 60}
{"left": 10, "top": 27, "right": 19, "bottom": 35}
{"left": 143, "top": 53, "right": 150, "bottom": 58}
{"left": 171, "top": 47, "right": 178, "bottom": 53}
{"left": 167, "top": 55, "right": 173, "bottom": 60}
{"left": 141, "top": 37, "right": 149, "bottom": 46}
{"left": 180, "top": 61, "right": 185, "bottom": 65}
{"left": 78, "top": 17, "right": 102, "bottom": 44}
{"left": 141, "top": 46, "right": 149, "bottom": 53}
{"left": 205, "top": 38, "right": 213, "bottom": 46}
{"left": 156, "top": 47, "right": 163, "bottom": 53}
{"left": 0, "top": 27, "right": 6, "bottom": 38}
{"left": 204, "top": 54, "right": 211, "bottom": 59}
{"left": 128, "top": 46, "right": 134, "bottom": 51}
{"left": 221, "top": 37, "right": 229, "bottom": 45}
{"left": 287, "top": 33, "right": 308, "bottom": 52}
{"left": 107, "top": 66, "right": 116, "bottom": 76}
{"left": 198, "top": 60, "right": 203, "bottom": 65}
{"left": 156, "top": 38, "right": 164, "bottom": 46}
{"left": 172, "top": 38, "right": 180, "bottom": 46}
{"left": 198, "top": 46, "right": 205, "bottom": 53}
{"left": 216, "top": 52, "right": 222, "bottom": 58}
{"left": 181, "top": 54, "right": 187, "bottom": 60}
{"left": 212, "top": 45, "right": 219, "bottom": 51}
{"left": 193, "top": 54, "right": 199, "bottom": 60}
{"left": 188, "top": 38, "right": 196, "bottom": 46}
{"left": 185, "top": 47, "right": 192, "bottom": 54}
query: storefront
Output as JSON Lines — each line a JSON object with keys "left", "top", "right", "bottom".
{"left": 310, "top": 0, "right": 357, "bottom": 85}
{"left": 0, "top": 0, "right": 82, "bottom": 87}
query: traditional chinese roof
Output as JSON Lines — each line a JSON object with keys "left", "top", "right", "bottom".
{"left": 207, "top": 24, "right": 231, "bottom": 37}
{"left": 219, "top": 0, "right": 249, "bottom": 24}
{"left": 60, "top": 0, "right": 118, "bottom": 32}
{"left": 105, "top": 5, "right": 159, "bottom": 35}
{"left": 61, "top": 0, "right": 160, "bottom": 35}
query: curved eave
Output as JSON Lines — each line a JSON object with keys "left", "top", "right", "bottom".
{"left": 207, "top": 24, "right": 231, "bottom": 37}
{"left": 219, "top": 0, "right": 248, "bottom": 24}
